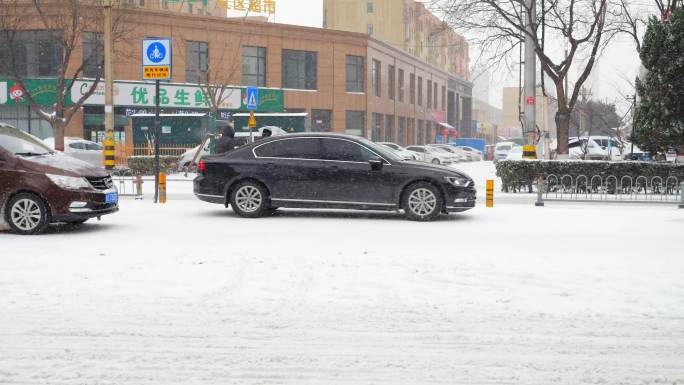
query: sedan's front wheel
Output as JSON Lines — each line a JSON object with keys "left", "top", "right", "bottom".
{"left": 230, "top": 181, "right": 269, "bottom": 218}
{"left": 5, "top": 193, "right": 49, "bottom": 235}
{"left": 402, "top": 182, "right": 443, "bottom": 221}
{"left": 431, "top": 158, "right": 441, "bottom": 165}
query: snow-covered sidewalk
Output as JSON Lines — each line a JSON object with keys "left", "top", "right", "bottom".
{"left": 1, "top": 198, "right": 683, "bottom": 384}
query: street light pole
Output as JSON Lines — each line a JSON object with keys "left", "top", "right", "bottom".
{"left": 103, "top": 0, "right": 115, "bottom": 170}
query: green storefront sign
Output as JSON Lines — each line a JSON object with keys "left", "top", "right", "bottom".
{"left": 2, "top": 78, "right": 284, "bottom": 112}
{"left": 0, "top": 78, "right": 71, "bottom": 106}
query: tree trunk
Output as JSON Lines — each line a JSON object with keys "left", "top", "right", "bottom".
{"left": 52, "top": 119, "right": 65, "bottom": 152}
{"left": 555, "top": 108, "right": 571, "bottom": 158}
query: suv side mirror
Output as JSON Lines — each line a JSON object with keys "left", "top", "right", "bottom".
{"left": 368, "top": 156, "right": 383, "bottom": 171}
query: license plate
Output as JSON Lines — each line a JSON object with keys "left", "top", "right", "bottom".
{"left": 105, "top": 192, "right": 118, "bottom": 204}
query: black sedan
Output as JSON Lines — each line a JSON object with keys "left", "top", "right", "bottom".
{"left": 193, "top": 133, "right": 476, "bottom": 221}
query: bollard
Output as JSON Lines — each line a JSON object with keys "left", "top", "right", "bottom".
{"left": 486, "top": 180, "right": 494, "bottom": 208}
{"left": 535, "top": 176, "right": 545, "bottom": 207}
{"left": 135, "top": 175, "right": 144, "bottom": 200}
{"left": 680, "top": 182, "right": 684, "bottom": 209}
{"left": 159, "top": 172, "right": 167, "bottom": 204}
{"left": 103, "top": 130, "right": 116, "bottom": 170}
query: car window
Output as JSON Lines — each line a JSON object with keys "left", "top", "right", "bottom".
{"left": 497, "top": 145, "right": 511, "bottom": 151}
{"left": 462, "top": 147, "right": 472, "bottom": 151}
{"left": 569, "top": 141, "right": 580, "bottom": 148}
{"left": 254, "top": 138, "right": 321, "bottom": 159}
{"left": 85, "top": 142, "right": 103, "bottom": 151}
{"left": 321, "top": 139, "right": 375, "bottom": 162}
{"left": 0, "top": 125, "right": 53, "bottom": 155}
{"left": 381, "top": 143, "right": 399, "bottom": 150}
{"left": 69, "top": 142, "right": 86, "bottom": 150}
{"left": 407, "top": 147, "right": 424, "bottom": 153}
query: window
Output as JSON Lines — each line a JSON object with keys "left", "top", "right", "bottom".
{"left": 186, "top": 41, "right": 208, "bottom": 84}
{"left": 372, "top": 112, "right": 383, "bottom": 141}
{"left": 83, "top": 32, "right": 104, "bottom": 78}
{"left": 385, "top": 115, "right": 394, "bottom": 142}
{"left": 346, "top": 55, "right": 365, "bottom": 92}
{"left": 441, "top": 85, "right": 446, "bottom": 110}
{"left": 398, "top": 69, "right": 405, "bottom": 102}
{"left": 409, "top": 73, "right": 415, "bottom": 104}
{"left": 387, "top": 65, "right": 395, "bottom": 100}
{"left": 433, "top": 83, "right": 438, "bottom": 110}
{"left": 1, "top": 30, "right": 62, "bottom": 77}
{"left": 345, "top": 111, "right": 365, "bottom": 136}
{"left": 243, "top": 46, "right": 267, "bottom": 87}
{"left": 417, "top": 120, "right": 425, "bottom": 145}
{"left": 282, "top": 49, "right": 317, "bottom": 90}
{"left": 188, "top": 2, "right": 192, "bottom": 13}
{"left": 427, "top": 80, "right": 432, "bottom": 108}
{"left": 367, "top": 2, "right": 374, "bottom": 13}
{"left": 320, "top": 138, "right": 375, "bottom": 162}
{"left": 372, "top": 60, "right": 381, "bottom": 97}
{"left": 68, "top": 142, "right": 85, "bottom": 150}
{"left": 417, "top": 76, "right": 423, "bottom": 106}
{"left": 254, "top": 138, "right": 321, "bottom": 159}
{"left": 398, "top": 117, "right": 406, "bottom": 146}
{"left": 311, "top": 109, "right": 332, "bottom": 132}
{"left": 367, "top": 24, "right": 374, "bottom": 35}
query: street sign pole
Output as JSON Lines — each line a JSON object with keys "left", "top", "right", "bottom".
{"left": 154, "top": 79, "right": 160, "bottom": 204}
{"left": 246, "top": 87, "right": 259, "bottom": 143}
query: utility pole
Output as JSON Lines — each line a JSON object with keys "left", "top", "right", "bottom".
{"left": 103, "top": 0, "right": 115, "bottom": 170}
{"left": 524, "top": 0, "right": 537, "bottom": 149}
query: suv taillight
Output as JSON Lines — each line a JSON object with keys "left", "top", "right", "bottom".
{"left": 197, "top": 160, "right": 207, "bottom": 173}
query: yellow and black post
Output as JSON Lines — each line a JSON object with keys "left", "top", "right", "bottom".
{"left": 103, "top": 130, "right": 116, "bottom": 170}
{"left": 522, "top": 145, "right": 538, "bottom": 160}
{"left": 248, "top": 111, "right": 257, "bottom": 143}
{"left": 486, "top": 180, "right": 494, "bottom": 208}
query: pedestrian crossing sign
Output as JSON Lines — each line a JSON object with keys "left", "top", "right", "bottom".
{"left": 246, "top": 87, "right": 259, "bottom": 111}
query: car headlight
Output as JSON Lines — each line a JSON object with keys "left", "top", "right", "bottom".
{"left": 444, "top": 176, "right": 470, "bottom": 187}
{"left": 46, "top": 174, "right": 91, "bottom": 190}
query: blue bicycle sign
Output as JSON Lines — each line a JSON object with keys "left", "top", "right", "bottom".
{"left": 146, "top": 42, "right": 166, "bottom": 63}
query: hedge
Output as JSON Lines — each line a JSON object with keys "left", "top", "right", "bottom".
{"left": 126, "top": 156, "right": 180, "bottom": 175}
{"left": 495, "top": 160, "right": 684, "bottom": 192}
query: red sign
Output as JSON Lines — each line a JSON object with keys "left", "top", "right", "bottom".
{"left": 526, "top": 96, "right": 535, "bottom": 105}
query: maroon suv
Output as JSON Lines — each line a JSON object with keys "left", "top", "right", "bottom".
{"left": 0, "top": 123, "right": 118, "bottom": 235}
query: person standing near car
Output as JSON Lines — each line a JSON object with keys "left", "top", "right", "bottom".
{"left": 215, "top": 122, "right": 244, "bottom": 154}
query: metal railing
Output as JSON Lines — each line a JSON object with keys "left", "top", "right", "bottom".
{"left": 536, "top": 174, "right": 683, "bottom": 205}
{"left": 111, "top": 169, "right": 143, "bottom": 199}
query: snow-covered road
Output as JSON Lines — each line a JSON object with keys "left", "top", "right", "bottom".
{"left": 1, "top": 197, "right": 683, "bottom": 384}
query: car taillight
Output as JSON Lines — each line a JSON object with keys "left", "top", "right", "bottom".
{"left": 197, "top": 160, "right": 207, "bottom": 173}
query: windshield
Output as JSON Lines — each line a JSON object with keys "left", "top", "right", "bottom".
{"left": 381, "top": 143, "right": 399, "bottom": 150}
{"left": 0, "top": 125, "right": 53, "bottom": 156}
{"left": 497, "top": 144, "right": 512, "bottom": 151}
{"left": 511, "top": 146, "right": 523, "bottom": 153}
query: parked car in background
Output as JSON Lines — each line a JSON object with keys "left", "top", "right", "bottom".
{"left": 178, "top": 143, "right": 210, "bottom": 171}
{"left": 1, "top": 124, "right": 118, "bottom": 234}
{"left": 427, "top": 144, "right": 464, "bottom": 162}
{"left": 454, "top": 145, "right": 483, "bottom": 161}
{"left": 406, "top": 145, "right": 454, "bottom": 165}
{"left": 43, "top": 137, "right": 104, "bottom": 168}
{"left": 194, "top": 133, "right": 476, "bottom": 221}
{"left": 505, "top": 145, "right": 524, "bottom": 160}
{"left": 590, "top": 136, "right": 623, "bottom": 160}
{"left": 378, "top": 142, "right": 418, "bottom": 160}
{"left": 568, "top": 137, "right": 608, "bottom": 160}
{"left": 494, "top": 141, "right": 516, "bottom": 161}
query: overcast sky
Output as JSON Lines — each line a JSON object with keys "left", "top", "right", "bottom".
{"left": 231, "top": 0, "right": 642, "bottom": 113}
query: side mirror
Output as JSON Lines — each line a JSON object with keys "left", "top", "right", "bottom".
{"left": 368, "top": 156, "right": 383, "bottom": 170}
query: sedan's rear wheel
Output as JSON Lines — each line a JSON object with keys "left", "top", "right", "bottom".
{"left": 431, "top": 158, "right": 441, "bottom": 165}
{"left": 5, "top": 193, "right": 49, "bottom": 235}
{"left": 230, "top": 181, "right": 268, "bottom": 218}
{"left": 402, "top": 182, "right": 443, "bottom": 221}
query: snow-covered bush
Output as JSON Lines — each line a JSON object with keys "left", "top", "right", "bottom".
{"left": 127, "top": 156, "right": 179, "bottom": 175}
{"left": 495, "top": 160, "right": 684, "bottom": 192}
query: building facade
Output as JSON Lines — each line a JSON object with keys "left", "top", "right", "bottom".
{"left": 0, "top": 6, "right": 452, "bottom": 148}
{"left": 323, "top": 0, "right": 469, "bottom": 80}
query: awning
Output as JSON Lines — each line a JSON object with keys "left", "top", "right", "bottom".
{"left": 439, "top": 122, "right": 456, "bottom": 130}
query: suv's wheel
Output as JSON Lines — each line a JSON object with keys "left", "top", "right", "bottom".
{"left": 5, "top": 193, "right": 49, "bottom": 235}
{"left": 230, "top": 181, "right": 269, "bottom": 218}
{"left": 402, "top": 182, "right": 443, "bottom": 221}
{"left": 431, "top": 158, "right": 441, "bottom": 165}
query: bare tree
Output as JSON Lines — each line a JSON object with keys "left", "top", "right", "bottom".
{"left": 0, "top": 0, "right": 129, "bottom": 151}
{"left": 432, "top": 0, "right": 621, "bottom": 156}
